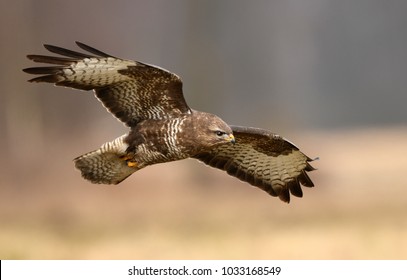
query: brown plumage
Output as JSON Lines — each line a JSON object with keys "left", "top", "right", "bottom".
{"left": 23, "top": 42, "right": 317, "bottom": 203}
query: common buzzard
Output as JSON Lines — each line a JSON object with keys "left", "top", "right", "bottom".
{"left": 23, "top": 42, "right": 316, "bottom": 203}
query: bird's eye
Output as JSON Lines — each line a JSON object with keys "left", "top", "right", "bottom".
{"left": 215, "top": 130, "right": 224, "bottom": 136}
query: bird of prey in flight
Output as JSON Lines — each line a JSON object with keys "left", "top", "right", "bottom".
{"left": 23, "top": 42, "right": 317, "bottom": 203}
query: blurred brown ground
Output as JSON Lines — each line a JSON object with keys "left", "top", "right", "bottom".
{"left": 1, "top": 126, "right": 406, "bottom": 259}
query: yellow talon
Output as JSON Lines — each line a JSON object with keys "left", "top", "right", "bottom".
{"left": 120, "top": 155, "right": 138, "bottom": 168}
{"left": 127, "top": 161, "right": 138, "bottom": 168}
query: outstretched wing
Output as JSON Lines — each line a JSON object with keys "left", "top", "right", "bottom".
{"left": 194, "top": 126, "right": 316, "bottom": 203}
{"left": 23, "top": 42, "right": 191, "bottom": 127}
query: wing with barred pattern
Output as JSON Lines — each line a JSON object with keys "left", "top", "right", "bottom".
{"left": 194, "top": 126, "right": 316, "bottom": 203}
{"left": 23, "top": 42, "right": 191, "bottom": 127}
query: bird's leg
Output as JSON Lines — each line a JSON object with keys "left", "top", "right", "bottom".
{"left": 120, "top": 154, "right": 138, "bottom": 168}
{"left": 127, "top": 161, "right": 138, "bottom": 167}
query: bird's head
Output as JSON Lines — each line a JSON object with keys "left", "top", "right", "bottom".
{"left": 207, "top": 122, "right": 235, "bottom": 145}
{"left": 189, "top": 112, "right": 235, "bottom": 152}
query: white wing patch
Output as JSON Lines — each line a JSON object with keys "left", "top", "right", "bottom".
{"left": 59, "top": 58, "right": 136, "bottom": 88}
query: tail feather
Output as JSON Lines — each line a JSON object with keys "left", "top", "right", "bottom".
{"left": 73, "top": 135, "right": 137, "bottom": 184}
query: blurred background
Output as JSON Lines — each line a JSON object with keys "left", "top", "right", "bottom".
{"left": 1, "top": 0, "right": 407, "bottom": 259}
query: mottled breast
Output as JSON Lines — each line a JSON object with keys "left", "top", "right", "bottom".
{"left": 125, "top": 116, "right": 191, "bottom": 166}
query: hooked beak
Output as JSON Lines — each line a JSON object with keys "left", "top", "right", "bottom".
{"left": 228, "top": 134, "right": 236, "bottom": 144}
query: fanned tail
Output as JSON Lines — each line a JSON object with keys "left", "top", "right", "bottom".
{"left": 73, "top": 135, "right": 138, "bottom": 184}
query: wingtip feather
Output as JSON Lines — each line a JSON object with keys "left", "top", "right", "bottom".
{"left": 75, "top": 41, "right": 113, "bottom": 57}
{"left": 43, "top": 43, "right": 91, "bottom": 59}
